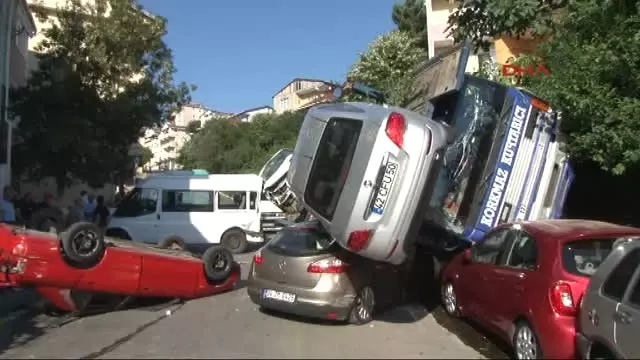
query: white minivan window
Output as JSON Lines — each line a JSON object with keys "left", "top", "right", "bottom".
{"left": 162, "top": 190, "right": 213, "bottom": 212}
{"left": 218, "top": 191, "right": 247, "bottom": 210}
{"left": 113, "top": 188, "right": 158, "bottom": 218}
{"left": 305, "top": 118, "right": 362, "bottom": 221}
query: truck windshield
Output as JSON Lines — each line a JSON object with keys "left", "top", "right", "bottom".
{"left": 426, "top": 77, "right": 507, "bottom": 234}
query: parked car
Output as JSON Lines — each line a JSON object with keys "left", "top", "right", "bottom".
{"left": 0, "top": 221, "right": 240, "bottom": 314}
{"left": 577, "top": 237, "right": 640, "bottom": 359}
{"left": 247, "top": 221, "right": 407, "bottom": 325}
{"left": 439, "top": 219, "right": 640, "bottom": 360}
{"left": 286, "top": 95, "right": 449, "bottom": 265}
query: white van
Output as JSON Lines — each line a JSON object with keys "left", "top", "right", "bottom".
{"left": 106, "top": 171, "right": 274, "bottom": 253}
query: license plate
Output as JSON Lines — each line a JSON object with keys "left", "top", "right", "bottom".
{"left": 262, "top": 289, "right": 296, "bottom": 303}
{"left": 371, "top": 161, "right": 398, "bottom": 215}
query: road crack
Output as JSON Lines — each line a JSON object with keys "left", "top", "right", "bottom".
{"left": 80, "top": 302, "right": 185, "bottom": 359}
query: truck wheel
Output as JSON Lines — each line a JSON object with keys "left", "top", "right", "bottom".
{"left": 202, "top": 245, "right": 234, "bottom": 283}
{"left": 220, "top": 229, "right": 247, "bottom": 254}
{"left": 158, "top": 235, "right": 186, "bottom": 251}
{"left": 60, "top": 222, "right": 106, "bottom": 267}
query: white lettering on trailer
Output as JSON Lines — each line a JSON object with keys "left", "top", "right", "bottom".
{"left": 479, "top": 105, "right": 527, "bottom": 227}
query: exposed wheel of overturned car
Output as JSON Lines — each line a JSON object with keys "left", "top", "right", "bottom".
{"left": 202, "top": 245, "right": 234, "bottom": 283}
{"left": 60, "top": 222, "right": 106, "bottom": 268}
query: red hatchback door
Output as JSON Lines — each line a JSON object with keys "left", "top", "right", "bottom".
{"left": 455, "top": 227, "right": 515, "bottom": 326}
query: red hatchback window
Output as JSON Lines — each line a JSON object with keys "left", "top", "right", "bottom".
{"left": 562, "top": 238, "right": 615, "bottom": 277}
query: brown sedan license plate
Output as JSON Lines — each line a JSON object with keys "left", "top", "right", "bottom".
{"left": 262, "top": 289, "right": 296, "bottom": 303}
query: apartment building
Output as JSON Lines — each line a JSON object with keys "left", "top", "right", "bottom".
{"left": 140, "top": 104, "right": 232, "bottom": 171}
{"left": 228, "top": 106, "right": 274, "bottom": 123}
{"left": 273, "top": 78, "right": 336, "bottom": 114}
{"left": 0, "top": 0, "right": 36, "bottom": 189}
{"left": 425, "top": 0, "right": 542, "bottom": 66}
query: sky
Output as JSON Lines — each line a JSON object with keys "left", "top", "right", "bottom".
{"left": 137, "top": 0, "right": 398, "bottom": 114}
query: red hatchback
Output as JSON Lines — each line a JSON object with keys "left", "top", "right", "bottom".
{"left": 440, "top": 219, "right": 640, "bottom": 360}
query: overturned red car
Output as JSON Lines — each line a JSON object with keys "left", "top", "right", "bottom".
{"left": 0, "top": 221, "right": 240, "bottom": 314}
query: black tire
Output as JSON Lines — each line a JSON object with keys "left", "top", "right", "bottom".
{"left": 202, "top": 245, "right": 234, "bottom": 283}
{"left": 513, "top": 320, "right": 544, "bottom": 360}
{"left": 105, "top": 228, "right": 131, "bottom": 240}
{"left": 348, "top": 286, "right": 376, "bottom": 325}
{"left": 220, "top": 229, "right": 248, "bottom": 254}
{"left": 30, "top": 208, "right": 64, "bottom": 233}
{"left": 158, "top": 235, "right": 186, "bottom": 250}
{"left": 60, "top": 222, "right": 105, "bottom": 267}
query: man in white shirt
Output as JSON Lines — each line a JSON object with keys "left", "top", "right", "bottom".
{"left": 0, "top": 186, "right": 17, "bottom": 224}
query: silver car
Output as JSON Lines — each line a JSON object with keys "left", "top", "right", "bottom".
{"left": 577, "top": 237, "right": 640, "bottom": 359}
{"left": 287, "top": 102, "right": 448, "bottom": 265}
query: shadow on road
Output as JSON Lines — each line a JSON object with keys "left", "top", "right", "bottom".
{"left": 258, "top": 307, "right": 344, "bottom": 326}
{"left": 0, "top": 308, "right": 46, "bottom": 356}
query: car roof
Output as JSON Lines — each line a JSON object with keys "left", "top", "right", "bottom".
{"left": 517, "top": 219, "right": 640, "bottom": 242}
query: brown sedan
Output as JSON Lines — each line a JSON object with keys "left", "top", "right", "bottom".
{"left": 247, "top": 221, "right": 406, "bottom": 325}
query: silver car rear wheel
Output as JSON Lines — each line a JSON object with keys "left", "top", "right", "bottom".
{"left": 348, "top": 286, "right": 375, "bottom": 325}
{"left": 442, "top": 282, "right": 459, "bottom": 316}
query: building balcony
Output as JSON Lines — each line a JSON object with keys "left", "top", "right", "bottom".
{"left": 295, "top": 83, "right": 331, "bottom": 98}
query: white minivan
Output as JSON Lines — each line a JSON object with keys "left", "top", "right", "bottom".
{"left": 107, "top": 171, "right": 277, "bottom": 253}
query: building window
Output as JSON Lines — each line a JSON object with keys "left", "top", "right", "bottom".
{"left": 294, "top": 81, "right": 302, "bottom": 91}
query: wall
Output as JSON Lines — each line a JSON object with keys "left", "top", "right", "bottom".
{"left": 493, "top": 35, "right": 545, "bottom": 65}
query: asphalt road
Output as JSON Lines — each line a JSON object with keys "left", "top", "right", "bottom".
{"left": 0, "top": 253, "right": 507, "bottom": 359}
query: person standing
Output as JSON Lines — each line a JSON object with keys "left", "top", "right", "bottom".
{"left": 0, "top": 186, "right": 17, "bottom": 224}
{"left": 67, "top": 197, "right": 85, "bottom": 227}
{"left": 84, "top": 194, "right": 96, "bottom": 221}
{"left": 93, "top": 195, "right": 110, "bottom": 234}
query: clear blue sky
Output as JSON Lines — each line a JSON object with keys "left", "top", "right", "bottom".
{"left": 138, "top": 0, "right": 397, "bottom": 114}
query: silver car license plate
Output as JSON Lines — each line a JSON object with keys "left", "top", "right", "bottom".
{"left": 262, "top": 289, "right": 296, "bottom": 303}
{"left": 371, "top": 161, "right": 398, "bottom": 215}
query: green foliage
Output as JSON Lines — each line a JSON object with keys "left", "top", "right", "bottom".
{"left": 177, "top": 111, "right": 305, "bottom": 174}
{"left": 447, "top": 0, "right": 567, "bottom": 50}
{"left": 140, "top": 146, "right": 153, "bottom": 167}
{"left": 10, "top": 0, "right": 192, "bottom": 190}
{"left": 510, "top": 0, "right": 640, "bottom": 175}
{"left": 392, "top": 0, "right": 429, "bottom": 50}
{"left": 345, "top": 30, "right": 427, "bottom": 106}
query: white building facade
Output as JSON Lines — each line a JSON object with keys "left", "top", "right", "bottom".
{"left": 140, "top": 104, "right": 230, "bottom": 171}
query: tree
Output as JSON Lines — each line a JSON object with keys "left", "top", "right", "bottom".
{"left": 178, "top": 111, "right": 305, "bottom": 174}
{"left": 447, "top": 0, "right": 567, "bottom": 50}
{"left": 10, "top": 0, "right": 192, "bottom": 193}
{"left": 140, "top": 146, "right": 153, "bottom": 167}
{"left": 345, "top": 30, "right": 426, "bottom": 106}
{"left": 391, "top": 0, "right": 429, "bottom": 50}
{"left": 513, "top": 0, "right": 640, "bottom": 175}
